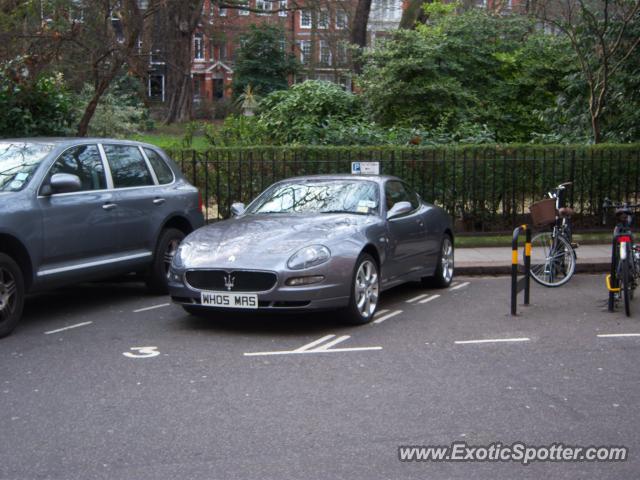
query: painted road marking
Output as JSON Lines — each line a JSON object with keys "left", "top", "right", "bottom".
{"left": 450, "top": 282, "right": 470, "bottom": 291}
{"left": 244, "top": 335, "right": 382, "bottom": 356}
{"left": 454, "top": 337, "right": 530, "bottom": 345}
{"left": 449, "top": 282, "right": 459, "bottom": 287}
{"left": 597, "top": 333, "right": 640, "bottom": 338}
{"left": 418, "top": 294, "right": 441, "bottom": 304}
{"left": 406, "top": 294, "right": 429, "bottom": 303}
{"left": 133, "top": 303, "right": 170, "bottom": 313}
{"left": 375, "top": 309, "right": 390, "bottom": 316}
{"left": 44, "top": 322, "right": 93, "bottom": 335}
{"left": 292, "top": 335, "right": 336, "bottom": 352}
{"left": 373, "top": 310, "right": 402, "bottom": 324}
{"left": 123, "top": 347, "right": 161, "bottom": 359}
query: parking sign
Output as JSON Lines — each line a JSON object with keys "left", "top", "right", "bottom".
{"left": 351, "top": 162, "right": 380, "bottom": 175}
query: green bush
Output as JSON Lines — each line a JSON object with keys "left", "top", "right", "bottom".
{"left": 0, "top": 59, "right": 75, "bottom": 137}
{"left": 74, "top": 75, "right": 153, "bottom": 137}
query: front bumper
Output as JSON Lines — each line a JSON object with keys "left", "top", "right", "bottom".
{"left": 168, "top": 266, "right": 351, "bottom": 312}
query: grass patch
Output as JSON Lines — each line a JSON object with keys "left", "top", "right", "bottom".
{"left": 133, "top": 133, "right": 210, "bottom": 151}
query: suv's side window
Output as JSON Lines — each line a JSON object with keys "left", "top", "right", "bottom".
{"left": 49, "top": 144, "right": 106, "bottom": 191}
{"left": 143, "top": 148, "right": 174, "bottom": 185}
{"left": 103, "top": 145, "right": 154, "bottom": 188}
{"left": 385, "top": 181, "right": 419, "bottom": 211}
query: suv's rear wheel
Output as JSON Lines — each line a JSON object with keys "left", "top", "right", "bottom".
{"left": 146, "top": 228, "right": 185, "bottom": 294}
{"left": 0, "top": 253, "right": 25, "bottom": 338}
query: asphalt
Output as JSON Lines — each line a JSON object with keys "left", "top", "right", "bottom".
{"left": 1, "top": 274, "right": 639, "bottom": 479}
{"left": 457, "top": 244, "right": 611, "bottom": 275}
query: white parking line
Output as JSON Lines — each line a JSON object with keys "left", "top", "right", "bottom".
{"left": 133, "top": 303, "right": 170, "bottom": 313}
{"left": 45, "top": 322, "right": 93, "bottom": 335}
{"left": 373, "top": 310, "right": 402, "bottom": 324}
{"left": 406, "top": 294, "right": 429, "bottom": 303}
{"left": 292, "top": 335, "right": 336, "bottom": 352}
{"left": 454, "top": 337, "right": 530, "bottom": 345}
{"left": 375, "top": 309, "right": 390, "bottom": 316}
{"left": 418, "top": 294, "right": 441, "bottom": 304}
{"left": 597, "top": 333, "right": 640, "bottom": 338}
{"left": 450, "top": 282, "right": 470, "bottom": 291}
{"left": 244, "top": 334, "right": 382, "bottom": 356}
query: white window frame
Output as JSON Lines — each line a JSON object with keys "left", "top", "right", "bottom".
{"left": 300, "top": 10, "right": 312, "bottom": 28}
{"left": 336, "top": 9, "right": 347, "bottom": 29}
{"left": 319, "top": 41, "right": 332, "bottom": 66}
{"left": 300, "top": 40, "right": 311, "bottom": 63}
{"left": 194, "top": 33, "right": 205, "bottom": 61}
{"left": 239, "top": 0, "right": 250, "bottom": 15}
{"left": 318, "top": 9, "right": 329, "bottom": 29}
{"left": 256, "top": 0, "right": 270, "bottom": 14}
{"left": 278, "top": 0, "right": 287, "bottom": 17}
{"left": 219, "top": 5, "right": 227, "bottom": 16}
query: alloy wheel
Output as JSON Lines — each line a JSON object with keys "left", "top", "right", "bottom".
{"left": 0, "top": 267, "right": 17, "bottom": 321}
{"left": 355, "top": 260, "right": 379, "bottom": 319}
{"left": 441, "top": 237, "right": 454, "bottom": 282}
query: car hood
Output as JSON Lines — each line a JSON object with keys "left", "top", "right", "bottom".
{"left": 180, "top": 213, "right": 376, "bottom": 269}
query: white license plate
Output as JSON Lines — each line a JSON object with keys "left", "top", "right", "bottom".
{"left": 200, "top": 291, "right": 258, "bottom": 309}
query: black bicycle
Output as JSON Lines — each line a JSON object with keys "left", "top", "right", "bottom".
{"left": 529, "top": 182, "right": 578, "bottom": 287}
{"left": 602, "top": 198, "right": 640, "bottom": 316}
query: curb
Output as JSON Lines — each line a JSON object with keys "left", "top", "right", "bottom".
{"left": 456, "top": 262, "right": 610, "bottom": 276}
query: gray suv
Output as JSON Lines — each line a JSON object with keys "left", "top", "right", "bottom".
{"left": 0, "top": 139, "right": 204, "bottom": 337}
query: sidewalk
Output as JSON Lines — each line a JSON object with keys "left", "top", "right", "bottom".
{"left": 456, "top": 244, "right": 611, "bottom": 275}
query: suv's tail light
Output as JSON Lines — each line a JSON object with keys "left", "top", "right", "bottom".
{"left": 617, "top": 235, "right": 631, "bottom": 243}
{"left": 198, "top": 192, "right": 204, "bottom": 213}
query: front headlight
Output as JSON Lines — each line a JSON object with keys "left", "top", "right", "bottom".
{"left": 287, "top": 245, "right": 331, "bottom": 270}
{"left": 171, "top": 243, "right": 188, "bottom": 270}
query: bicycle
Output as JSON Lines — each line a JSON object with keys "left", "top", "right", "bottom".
{"left": 602, "top": 198, "right": 640, "bottom": 317}
{"left": 528, "top": 182, "right": 578, "bottom": 287}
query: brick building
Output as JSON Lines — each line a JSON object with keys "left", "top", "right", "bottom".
{"left": 146, "top": 0, "right": 405, "bottom": 105}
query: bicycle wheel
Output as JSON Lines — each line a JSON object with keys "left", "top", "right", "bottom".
{"left": 529, "top": 232, "right": 576, "bottom": 287}
{"left": 619, "top": 257, "right": 631, "bottom": 317}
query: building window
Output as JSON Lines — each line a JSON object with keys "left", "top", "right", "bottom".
{"left": 318, "top": 9, "right": 329, "bottom": 28}
{"left": 137, "top": 0, "right": 149, "bottom": 9}
{"left": 148, "top": 75, "right": 165, "bottom": 102}
{"left": 300, "top": 10, "right": 311, "bottom": 28}
{"left": 319, "top": 41, "right": 331, "bottom": 66}
{"left": 300, "top": 40, "right": 311, "bottom": 64}
{"left": 278, "top": 0, "right": 287, "bottom": 16}
{"left": 219, "top": 5, "right": 227, "bottom": 15}
{"left": 476, "top": 0, "right": 487, "bottom": 7}
{"left": 239, "top": 0, "right": 249, "bottom": 15}
{"left": 219, "top": 43, "right": 227, "bottom": 61}
{"left": 336, "top": 9, "right": 348, "bottom": 29}
{"left": 194, "top": 33, "right": 204, "bottom": 60}
{"left": 256, "top": 0, "right": 270, "bottom": 14}
{"left": 337, "top": 42, "right": 348, "bottom": 65}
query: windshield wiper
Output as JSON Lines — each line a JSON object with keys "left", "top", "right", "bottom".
{"left": 320, "top": 209, "right": 368, "bottom": 215}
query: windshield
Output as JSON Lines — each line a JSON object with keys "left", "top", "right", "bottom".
{"left": 247, "top": 180, "right": 380, "bottom": 215}
{"left": 0, "top": 142, "right": 53, "bottom": 192}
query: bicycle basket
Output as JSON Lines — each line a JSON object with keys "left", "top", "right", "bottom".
{"left": 530, "top": 198, "right": 556, "bottom": 227}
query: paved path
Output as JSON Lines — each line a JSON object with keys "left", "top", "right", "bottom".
{"left": 457, "top": 244, "right": 611, "bottom": 274}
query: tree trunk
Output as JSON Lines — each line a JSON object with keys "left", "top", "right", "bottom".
{"left": 158, "top": 0, "right": 204, "bottom": 124}
{"left": 77, "top": 81, "right": 110, "bottom": 136}
{"left": 350, "top": 0, "right": 372, "bottom": 74}
{"left": 399, "top": 0, "right": 429, "bottom": 29}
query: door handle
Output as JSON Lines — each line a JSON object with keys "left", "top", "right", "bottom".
{"left": 153, "top": 197, "right": 166, "bottom": 205}
{"left": 102, "top": 203, "right": 117, "bottom": 211}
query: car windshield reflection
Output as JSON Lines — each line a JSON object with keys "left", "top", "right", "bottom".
{"left": 247, "top": 181, "right": 380, "bottom": 215}
{"left": 0, "top": 142, "right": 54, "bottom": 192}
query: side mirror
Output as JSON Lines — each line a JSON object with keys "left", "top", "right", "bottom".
{"left": 44, "top": 173, "right": 82, "bottom": 195}
{"left": 387, "top": 201, "right": 413, "bottom": 220}
{"left": 230, "top": 202, "right": 246, "bottom": 217}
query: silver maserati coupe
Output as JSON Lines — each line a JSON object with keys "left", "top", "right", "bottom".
{"left": 168, "top": 174, "right": 454, "bottom": 324}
